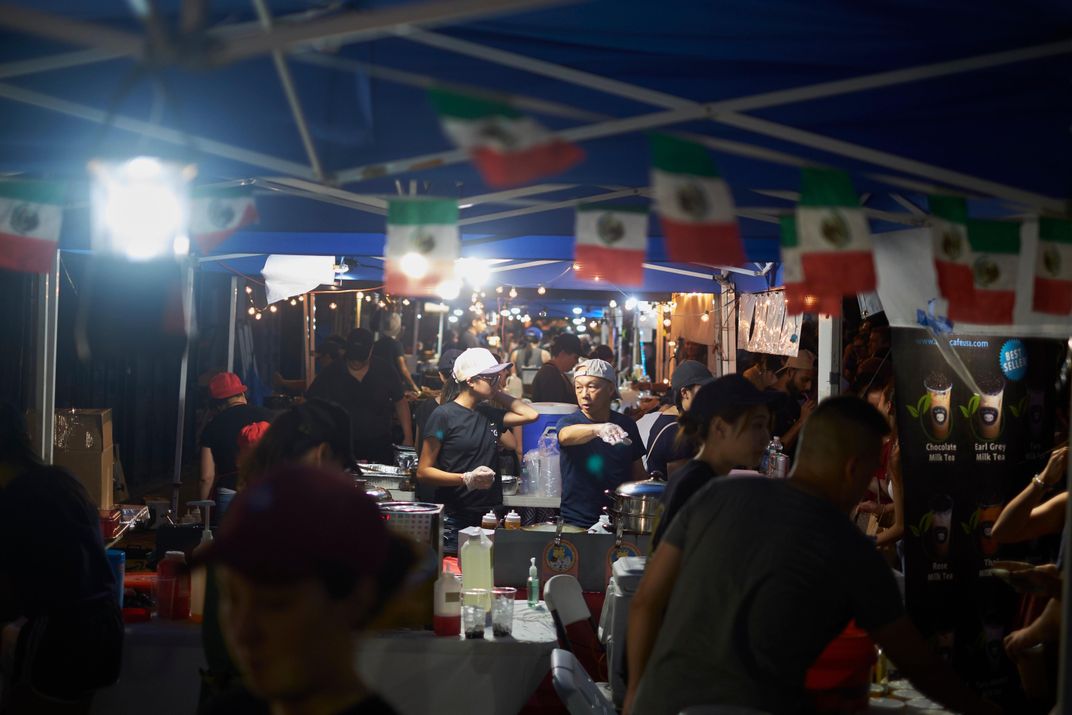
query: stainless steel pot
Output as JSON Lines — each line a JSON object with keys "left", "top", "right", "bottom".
{"left": 353, "top": 479, "right": 393, "bottom": 502}
{"left": 501, "top": 474, "right": 519, "bottom": 496}
{"left": 605, "top": 478, "right": 666, "bottom": 534}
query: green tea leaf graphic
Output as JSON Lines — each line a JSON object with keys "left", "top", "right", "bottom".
{"left": 961, "top": 523, "right": 972, "bottom": 535}
{"left": 1010, "top": 405, "right": 1020, "bottom": 418}
{"left": 922, "top": 393, "right": 932, "bottom": 412}
{"left": 969, "top": 394, "right": 981, "bottom": 414}
{"left": 917, "top": 395, "right": 928, "bottom": 412}
{"left": 970, "top": 509, "right": 980, "bottom": 530}
{"left": 909, "top": 525, "right": 920, "bottom": 537}
{"left": 922, "top": 512, "right": 934, "bottom": 532}
{"left": 960, "top": 405, "right": 971, "bottom": 419}
{"left": 907, "top": 406, "right": 919, "bottom": 419}
{"left": 1018, "top": 396, "right": 1028, "bottom": 413}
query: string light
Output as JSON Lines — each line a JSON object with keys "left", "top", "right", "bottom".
{"left": 298, "top": 295, "right": 305, "bottom": 302}
{"left": 496, "top": 286, "right": 504, "bottom": 294}
{"left": 247, "top": 307, "right": 256, "bottom": 316}
{"left": 269, "top": 305, "right": 278, "bottom": 313}
{"left": 254, "top": 312, "right": 262, "bottom": 321}
{"left": 663, "top": 304, "right": 672, "bottom": 314}
{"left": 624, "top": 297, "right": 638, "bottom": 311}
{"left": 508, "top": 287, "right": 518, "bottom": 299}
{"left": 663, "top": 318, "right": 671, "bottom": 327}
{"left": 537, "top": 286, "right": 546, "bottom": 295}
{"left": 329, "top": 302, "right": 338, "bottom": 310}
{"left": 364, "top": 295, "right": 372, "bottom": 303}
{"left": 289, "top": 299, "right": 297, "bottom": 306}
{"left": 609, "top": 299, "right": 618, "bottom": 309}
{"left": 245, "top": 286, "right": 253, "bottom": 295}
{"left": 700, "top": 312, "right": 710, "bottom": 322}
{"left": 572, "top": 263, "right": 580, "bottom": 271}
{"left": 402, "top": 298, "right": 411, "bottom": 306}
{"left": 378, "top": 301, "right": 386, "bottom": 308}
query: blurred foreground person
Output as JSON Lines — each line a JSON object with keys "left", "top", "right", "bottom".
{"left": 0, "top": 404, "right": 122, "bottom": 714}
{"left": 625, "top": 397, "right": 998, "bottom": 715}
{"left": 198, "top": 465, "right": 414, "bottom": 715}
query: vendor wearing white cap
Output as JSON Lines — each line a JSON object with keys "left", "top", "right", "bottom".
{"left": 768, "top": 348, "right": 817, "bottom": 453}
{"left": 557, "top": 359, "right": 647, "bottom": 528}
{"left": 417, "top": 348, "right": 538, "bottom": 552}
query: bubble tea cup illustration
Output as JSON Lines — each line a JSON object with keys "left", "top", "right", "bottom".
{"left": 927, "top": 494, "right": 954, "bottom": 561}
{"left": 924, "top": 372, "right": 953, "bottom": 440}
{"left": 975, "top": 376, "right": 1005, "bottom": 440}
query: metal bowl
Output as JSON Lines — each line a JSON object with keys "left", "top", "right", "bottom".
{"left": 501, "top": 474, "right": 519, "bottom": 496}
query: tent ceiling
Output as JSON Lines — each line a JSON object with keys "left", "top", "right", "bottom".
{"left": 2, "top": 0, "right": 1069, "bottom": 292}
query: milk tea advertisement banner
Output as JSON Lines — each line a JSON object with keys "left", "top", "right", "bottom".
{"left": 891, "top": 328, "right": 1062, "bottom": 706}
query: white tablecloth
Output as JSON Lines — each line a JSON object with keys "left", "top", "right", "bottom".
{"left": 90, "top": 604, "right": 556, "bottom": 715}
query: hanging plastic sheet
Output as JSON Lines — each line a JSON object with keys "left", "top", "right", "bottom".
{"left": 738, "top": 293, "right": 757, "bottom": 347}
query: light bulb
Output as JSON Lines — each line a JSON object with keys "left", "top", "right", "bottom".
{"left": 663, "top": 318, "right": 671, "bottom": 327}
{"left": 289, "top": 299, "right": 297, "bottom": 306}
{"left": 402, "top": 298, "right": 410, "bottom": 306}
{"left": 572, "top": 263, "right": 580, "bottom": 271}
{"left": 609, "top": 299, "right": 618, "bottom": 309}
{"left": 496, "top": 286, "right": 504, "bottom": 294}
{"left": 329, "top": 302, "right": 338, "bottom": 310}
{"left": 509, "top": 288, "right": 518, "bottom": 299}
{"left": 700, "top": 313, "right": 710, "bottom": 322}
{"left": 364, "top": 295, "right": 372, "bottom": 303}
{"left": 624, "top": 297, "right": 638, "bottom": 311}
{"left": 572, "top": 307, "right": 582, "bottom": 315}
{"left": 247, "top": 307, "right": 256, "bottom": 316}
{"left": 254, "top": 312, "right": 262, "bottom": 321}
{"left": 269, "top": 305, "right": 278, "bottom": 313}
{"left": 537, "top": 286, "right": 546, "bottom": 295}
{"left": 245, "top": 286, "right": 253, "bottom": 294}
{"left": 298, "top": 295, "right": 305, "bottom": 302}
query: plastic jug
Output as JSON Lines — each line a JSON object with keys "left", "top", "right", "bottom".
{"left": 433, "top": 569, "right": 462, "bottom": 636}
{"left": 156, "top": 551, "right": 191, "bottom": 620}
{"left": 460, "top": 530, "right": 494, "bottom": 609}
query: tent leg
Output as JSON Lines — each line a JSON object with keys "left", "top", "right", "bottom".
{"left": 170, "top": 262, "right": 195, "bottom": 516}
{"left": 438, "top": 314, "right": 445, "bottom": 354}
{"left": 226, "top": 276, "right": 237, "bottom": 373}
{"left": 817, "top": 314, "right": 841, "bottom": 401}
{"left": 32, "top": 252, "right": 60, "bottom": 463}
{"left": 1059, "top": 352, "right": 1072, "bottom": 714}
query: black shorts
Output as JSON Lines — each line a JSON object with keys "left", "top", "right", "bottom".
{"left": 11, "top": 596, "right": 123, "bottom": 702}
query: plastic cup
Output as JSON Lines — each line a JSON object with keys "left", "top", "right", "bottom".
{"left": 491, "top": 587, "right": 517, "bottom": 637}
{"left": 461, "top": 589, "right": 488, "bottom": 640}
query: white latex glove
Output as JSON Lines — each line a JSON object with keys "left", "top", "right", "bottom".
{"left": 462, "top": 466, "right": 496, "bottom": 490}
{"left": 598, "top": 423, "right": 631, "bottom": 446}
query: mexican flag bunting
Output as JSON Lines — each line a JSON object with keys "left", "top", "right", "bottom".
{"left": 190, "top": 186, "right": 258, "bottom": 254}
{"left": 1033, "top": 217, "right": 1072, "bottom": 315}
{"left": 779, "top": 216, "right": 840, "bottom": 316}
{"left": 947, "top": 219, "right": 1020, "bottom": 324}
{"left": 385, "top": 198, "right": 459, "bottom": 296}
{"left": 573, "top": 204, "right": 648, "bottom": 286}
{"left": 649, "top": 133, "right": 744, "bottom": 265}
{"left": 0, "top": 181, "right": 64, "bottom": 273}
{"left": 928, "top": 195, "right": 974, "bottom": 305}
{"left": 428, "top": 88, "right": 584, "bottom": 189}
{"left": 795, "top": 168, "right": 875, "bottom": 295}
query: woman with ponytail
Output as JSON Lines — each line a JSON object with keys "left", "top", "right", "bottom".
{"left": 651, "top": 375, "right": 777, "bottom": 547}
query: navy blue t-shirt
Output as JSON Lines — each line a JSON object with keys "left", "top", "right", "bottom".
{"left": 557, "top": 410, "right": 645, "bottom": 528}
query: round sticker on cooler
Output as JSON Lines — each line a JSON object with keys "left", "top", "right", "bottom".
{"left": 999, "top": 339, "right": 1027, "bottom": 382}
{"left": 543, "top": 539, "right": 578, "bottom": 574}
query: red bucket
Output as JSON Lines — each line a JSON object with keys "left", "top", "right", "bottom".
{"left": 804, "top": 621, "right": 876, "bottom": 714}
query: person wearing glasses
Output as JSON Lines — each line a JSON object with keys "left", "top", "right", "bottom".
{"left": 417, "top": 348, "right": 538, "bottom": 553}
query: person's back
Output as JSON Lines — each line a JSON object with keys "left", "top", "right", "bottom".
{"left": 631, "top": 476, "right": 902, "bottom": 713}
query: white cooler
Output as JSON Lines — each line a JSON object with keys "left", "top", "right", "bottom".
{"left": 599, "top": 556, "right": 647, "bottom": 706}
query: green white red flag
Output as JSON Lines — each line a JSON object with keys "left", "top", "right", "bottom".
{"left": 427, "top": 88, "right": 584, "bottom": 189}
{"left": 779, "top": 215, "right": 840, "bottom": 316}
{"left": 190, "top": 187, "right": 258, "bottom": 254}
{"left": 649, "top": 133, "right": 743, "bottom": 265}
{"left": 0, "top": 181, "right": 64, "bottom": 273}
{"left": 385, "top": 198, "right": 459, "bottom": 296}
{"left": 928, "top": 195, "right": 973, "bottom": 306}
{"left": 794, "top": 168, "right": 874, "bottom": 298}
{"left": 947, "top": 219, "right": 1020, "bottom": 324}
{"left": 1033, "top": 217, "right": 1072, "bottom": 315}
{"left": 574, "top": 204, "right": 648, "bottom": 286}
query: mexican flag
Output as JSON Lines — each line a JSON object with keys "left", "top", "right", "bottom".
{"left": 928, "top": 195, "right": 974, "bottom": 305}
{"left": 795, "top": 168, "right": 874, "bottom": 295}
{"left": 385, "top": 198, "right": 459, "bottom": 296}
{"left": 573, "top": 204, "right": 648, "bottom": 286}
{"left": 190, "top": 186, "right": 258, "bottom": 254}
{"left": 427, "top": 88, "right": 584, "bottom": 188}
{"left": 948, "top": 219, "right": 1020, "bottom": 324}
{"left": 779, "top": 216, "right": 841, "bottom": 316}
{"left": 649, "top": 133, "right": 743, "bottom": 265}
{"left": 1033, "top": 217, "right": 1072, "bottom": 315}
{"left": 0, "top": 181, "right": 64, "bottom": 273}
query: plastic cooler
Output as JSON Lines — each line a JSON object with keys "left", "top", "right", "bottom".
{"left": 521, "top": 402, "right": 579, "bottom": 454}
{"left": 804, "top": 621, "right": 876, "bottom": 714}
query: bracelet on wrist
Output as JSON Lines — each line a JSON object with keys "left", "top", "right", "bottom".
{"left": 1032, "top": 474, "right": 1047, "bottom": 490}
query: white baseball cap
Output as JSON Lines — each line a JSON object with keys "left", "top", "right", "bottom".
{"left": 574, "top": 358, "right": 616, "bottom": 384}
{"left": 453, "top": 348, "right": 513, "bottom": 382}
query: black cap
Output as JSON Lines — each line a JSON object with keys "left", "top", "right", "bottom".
{"left": 345, "top": 328, "right": 374, "bottom": 361}
{"left": 438, "top": 348, "right": 464, "bottom": 374}
{"left": 315, "top": 335, "right": 347, "bottom": 357}
{"left": 688, "top": 374, "right": 778, "bottom": 424}
{"left": 551, "top": 332, "right": 583, "bottom": 356}
{"left": 671, "top": 360, "right": 715, "bottom": 397}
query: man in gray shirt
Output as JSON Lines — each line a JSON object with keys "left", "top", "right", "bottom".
{"left": 625, "top": 396, "right": 998, "bottom": 715}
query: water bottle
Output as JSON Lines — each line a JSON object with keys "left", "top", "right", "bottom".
{"left": 760, "top": 437, "right": 776, "bottom": 475}
{"left": 767, "top": 437, "right": 788, "bottom": 479}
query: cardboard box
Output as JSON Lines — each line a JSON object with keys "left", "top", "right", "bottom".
{"left": 55, "top": 447, "right": 115, "bottom": 509}
{"left": 27, "top": 408, "right": 113, "bottom": 453}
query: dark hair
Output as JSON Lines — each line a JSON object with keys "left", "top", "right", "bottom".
{"left": 438, "top": 371, "right": 461, "bottom": 404}
{"left": 675, "top": 401, "right": 758, "bottom": 452}
{"left": 797, "top": 395, "right": 890, "bottom": 466}
{"left": 550, "top": 333, "right": 582, "bottom": 357}
{"left": 239, "top": 399, "right": 353, "bottom": 487}
{"left": 320, "top": 534, "right": 417, "bottom": 613}
{"left": 591, "top": 344, "right": 614, "bottom": 364}
{"left": 0, "top": 402, "right": 39, "bottom": 468}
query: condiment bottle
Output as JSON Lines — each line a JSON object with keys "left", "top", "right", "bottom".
{"left": 156, "top": 551, "right": 191, "bottom": 620}
{"left": 527, "top": 557, "right": 540, "bottom": 607}
{"left": 433, "top": 569, "right": 462, "bottom": 636}
{"left": 504, "top": 510, "right": 521, "bottom": 530}
{"left": 481, "top": 509, "right": 499, "bottom": 530}
{"left": 461, "top": 530, "right": 494, "bottom": 609}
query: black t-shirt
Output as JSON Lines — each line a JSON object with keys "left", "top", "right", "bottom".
{"left": 632, "top": 477, "right": 905, "bottom": 715}
{"left": 0, "top": 464, "right": 115, "bottom": 618}
{"left": 372, "top": 337, "right": 408, "bottom": 384}
{"left": 531, "top": 363, "right": 576, "bottom": 404}
{"left": 413, "top": 398, "right": 440, "bottom": 444}
{"left": 307, "top": 358, "right": 404, "bottom": 463}
{"left": 766, "top": 388, "right": 802, "bottom": 439}
{"left": 419, "top": 401, "right": 506, "bottom": 519}
{"left": 200, "top": 403, "right": 274, "bottom": 491}
{"left": 651, "top": 459, "right": 720, "bottom": 547}
{"left": 203, "top": 689, "right": 398, "bottom": 715}
{"left": 645, "top": 413, "right": 693, "bottom": 480}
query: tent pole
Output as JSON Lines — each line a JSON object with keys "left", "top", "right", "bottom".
{"left": 1060, "top": 345, "right": 1072, "bottom": 714}
{"left": 411, "top": 304, "right": 419, "bottom": 356}
{"left": 817, "top": 314, "right": 841, "bottom": 401}
{"left": 32, "top": 252, "right": 60, "bottom": 464}
{"left": 170, "top": 261, "right": 196, "bottom": 517}
{"left": 438, "top": 314, "right": 445, "bottom": 354}
{"left": 226, "top": 276, "right": 237, "bottom": 373}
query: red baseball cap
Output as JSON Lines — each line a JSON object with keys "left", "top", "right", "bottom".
{"left": 193, "top": 465, "right": 388, "bottom": 584}
{"left": 209, "top": 372, "right": 247, "bottom": 399}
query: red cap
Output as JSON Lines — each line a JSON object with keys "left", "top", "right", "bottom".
{"left": 237, "top": 421, "right": 271, "bottom": 452}
{"left": 193, "top": 465, "right": 388, "bottom": 583}
{"left": 209, "top": 372, "right": 247, "bottom": 399}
